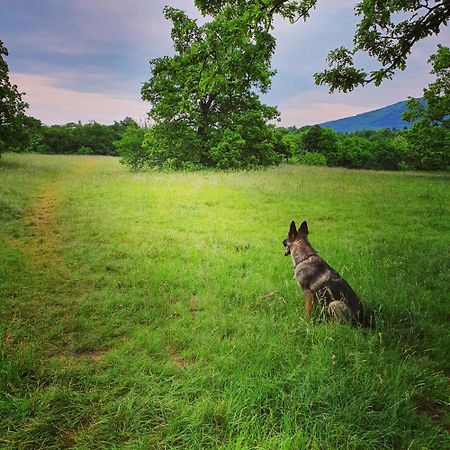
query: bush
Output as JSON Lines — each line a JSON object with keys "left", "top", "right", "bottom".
{"left": 332, "top": 136, "right": 374, "bottom": 168}
{"left": 299, "top": 151, "right": 327, "bottom": 166}
{"left": 406, "top": 122, "right": 450, "bottom": 170}
{"left": 131, "top": 109, "right": 284, "bottom": 171}
{"left": 139, "top": 123, "right": 203, "bottom": 170}
{"left": 210, "top": 129, "right": 246, "bottom": 169}
{"left": 114, "top": 125, "right": 147, "bottom": 170}
{"left": 78, "top": 146, "right": 93, "bottom": 155}
{"left": 300, "top": 125, "right": 338, "bottom": 158}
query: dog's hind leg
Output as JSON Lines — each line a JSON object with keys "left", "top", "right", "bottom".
{"left": 327, "top": 300, "right": 351, "bottom": 323}
{"left": 304, "top": 290, "right": 314, "bottom": 317}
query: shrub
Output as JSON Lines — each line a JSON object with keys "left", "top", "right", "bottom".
{"left": 299, "top": 151, "right": 327, "bottom": 166}
{"left": 210, "top": 129, "right": 246, "bottom": 169}
{"left": 405, "top": 122, "right": 450, "bottom": 170}
{"left": 300, "top": 125, "right": 338, "bottom": 158}
{"left": 78, "top": 146, "right": 93, "bottom": 155}
{"left": 114, "top": 125, "right": 147, "bottom": 170}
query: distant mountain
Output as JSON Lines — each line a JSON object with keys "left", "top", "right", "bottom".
{"left": 320, "top": 100, "right": 414, "bottom": 132}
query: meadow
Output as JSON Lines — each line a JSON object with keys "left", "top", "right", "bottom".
{"left": 1, "top": 153, "right": 449, "bottom": 449}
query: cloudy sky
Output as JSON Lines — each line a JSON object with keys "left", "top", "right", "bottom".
{"left": 2, "top": 0, "right": 447, "bottom": 126}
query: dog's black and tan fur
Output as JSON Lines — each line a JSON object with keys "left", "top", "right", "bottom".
{"left": 283, "top": 220, "right": 369, "bottom": 326}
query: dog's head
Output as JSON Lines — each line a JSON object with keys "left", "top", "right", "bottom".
{"left": 282, "top": 220, "right": 308, "bottom": 256}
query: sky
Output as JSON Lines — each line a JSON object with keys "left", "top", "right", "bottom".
{"left": 1, "top": 0, "right": 448, "bottom": 126}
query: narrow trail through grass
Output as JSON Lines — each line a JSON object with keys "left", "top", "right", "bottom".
{"left": 2, "top": 158, "right": 105, "bottom": 368}
{"left": 13, "top": 159, "right": 95, "bottom": 273}
{"left": 1, "top": 154, "right": 449, "bottom": 449}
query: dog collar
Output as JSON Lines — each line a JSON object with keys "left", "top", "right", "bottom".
{"left": 294, "top": 253, "right": 317, "bottom": 267}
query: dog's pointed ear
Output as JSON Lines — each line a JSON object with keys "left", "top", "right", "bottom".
{"left": 299, "top": 221, "right": 309, "bottom": 236}
{"left": 288, "top": 221, "right": 297, "bottom": 239}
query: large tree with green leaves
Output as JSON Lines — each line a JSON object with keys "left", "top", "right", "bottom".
{"left": 0, "top": 39, "right": 29, "bottom": 156}
{"left": 139, "top": 6, "right": 288, "bottom": 169}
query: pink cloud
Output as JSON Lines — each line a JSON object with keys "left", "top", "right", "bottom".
{"left": 10, "top": 72, "right": 149, "bottom": 125}
{"left": 279, "top": 102, "right": 369, "bottom": 127}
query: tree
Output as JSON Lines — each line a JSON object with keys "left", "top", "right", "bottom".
{"left": 194, "top": 1, "right": 317, "bottom": 24}
{"left": 134, "top": 1, "right": 449, "bottom": 171}
{"left": 404, "top": 44, "right": 449, "bottom": 125}
{"left": 335, "top": 135, "right": 374, "bottom": 168}
{"left": 114, "top": 122, "right": 147, "bottom": 170}
{"left": 300, "top": 125, "right": 338, "bottom": 156}
{"left": 138, "top": 6, "right": 283, "bottom": 169}
{"left": 196, "top": 1, "right": 450, "bottom": 93}
{"left": 0, "top": 39, "right": 29, "bottom": 155}
{"left": 403, "top": 45, "right": 450, "bottom": 170}
{"left": 198, "top": 1, "right": 450, "bottom": 173}
{"left": 76, "top": 122, "right": 118, "bottom": 155}
{"left": 313, "top": 1, "right": 450, "bottom": 92}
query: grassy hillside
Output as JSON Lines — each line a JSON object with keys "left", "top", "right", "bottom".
{"left": 321, "top": 101, "right": 412, "bottom": 132}
{"left": 1, "top": 154, "right": 449, "bottom": 449}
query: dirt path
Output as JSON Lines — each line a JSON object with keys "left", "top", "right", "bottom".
{"left": 5, "top": 158, "right": 107, "bottom": 362}
{"left": 17, "top": 158, "right": 96, "bottom": 275}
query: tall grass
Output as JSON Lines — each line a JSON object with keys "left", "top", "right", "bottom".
{"left": 1, "top": 153, "right": 449, "bottom": 449}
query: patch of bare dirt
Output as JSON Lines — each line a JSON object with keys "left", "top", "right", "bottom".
{"left": 75, "top": 349, "right": 108, "bottom": 362}
{"left": 58, "top": 348, "right": 108, "bottom": 365}
{"left": 170, "top": 350, "right": 196, "bottom": 368}
{"left": 189, "top": 295, "right": 203, "bottom": 313}
{"left": 415, "top": 396, "right": 449, "bottom": 432}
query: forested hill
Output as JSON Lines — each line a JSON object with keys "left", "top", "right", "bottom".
{"left": 320, "top": 100, "right": 413, "bottom": 132}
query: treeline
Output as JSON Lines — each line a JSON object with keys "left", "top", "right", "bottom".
{"left": 117, "top": 122, "right": 449, "bottom": 171}
{"left": 280, "top": 123, "right": 449, "bottom": 171}
{"left": 20, "top": 117, "right": 146, "bottom": 156}
{"left": 15, "top": 119, "right": 449, "bottom": 171}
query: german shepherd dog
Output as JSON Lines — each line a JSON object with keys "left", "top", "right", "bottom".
{"left": 283, "top": 220, "right": 369, "bottom": 326}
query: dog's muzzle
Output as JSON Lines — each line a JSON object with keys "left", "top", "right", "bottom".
{"left": 282, "top": 239, "right": 291, "bottom": 256}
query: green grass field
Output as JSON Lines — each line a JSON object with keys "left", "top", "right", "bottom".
{"left": 1, "top": 153, "right": 449, "bottom": 449}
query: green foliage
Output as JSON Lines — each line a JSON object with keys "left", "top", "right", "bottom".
{"left": 114, "top": 123, "right": 147, "bottom": 170}
{"left": 195, "top": 2, "right": 449, "bottom": 93}
{"left": 194, "top": 0, "right": 318, "bottom": 22}
{"left": 21, "top": 116, "right": 448, "bottom": 172}
{"left": 1, "top": 154, "right": 449, "bottom": 448}
{"left": 300, "top": 125, "right": 338, "bottom": 156}
{"left": 77, "top": 146, "right": 93, "bottom": 155}
{"left": 288, "top": 124, "right": 448, "bottom": 171}
{"left": 314, "top": 1, "right": 450, "bottom": 92}
{"left": 24, "top": 118, "right": 141, "bottom": 156}
{"left": 210, "top": 129, "right": 247, "bottom": 169}
{"left": 76, "top": 122, "right": 117, "bottom": 155}
{"left": 125, "top": 2, "right": 449, "bottom": 171}
{"left": 37, "top": 124, "right": 78, "bottom": 154}
{"left": 273, "top": 127, "right": 297, "bottom": 162}
{"left": 334, "top": 135, "right": 374, "bottom": 169}
{"left": 298, "top": 151, "right": 327, "bottom": 166}
{"left": 405, "top": 121, "right": 450, "bottom": 170}
{"left": 140, "top": 122, "right": 203, "bottom": 170}
{"left": 402, "top": 45, "right": 450, "bottom": 171}
{"left": 0, "top": 40, "right": 29, "bottom": 154}
{"left": 404, "top": 45, "right": 450, "bottom": 126}
{"left": 26, "top": 133, "right": 47, "bottom": 154}
{"left": 135, "top": 5, "right": 283, "bottom": 170}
